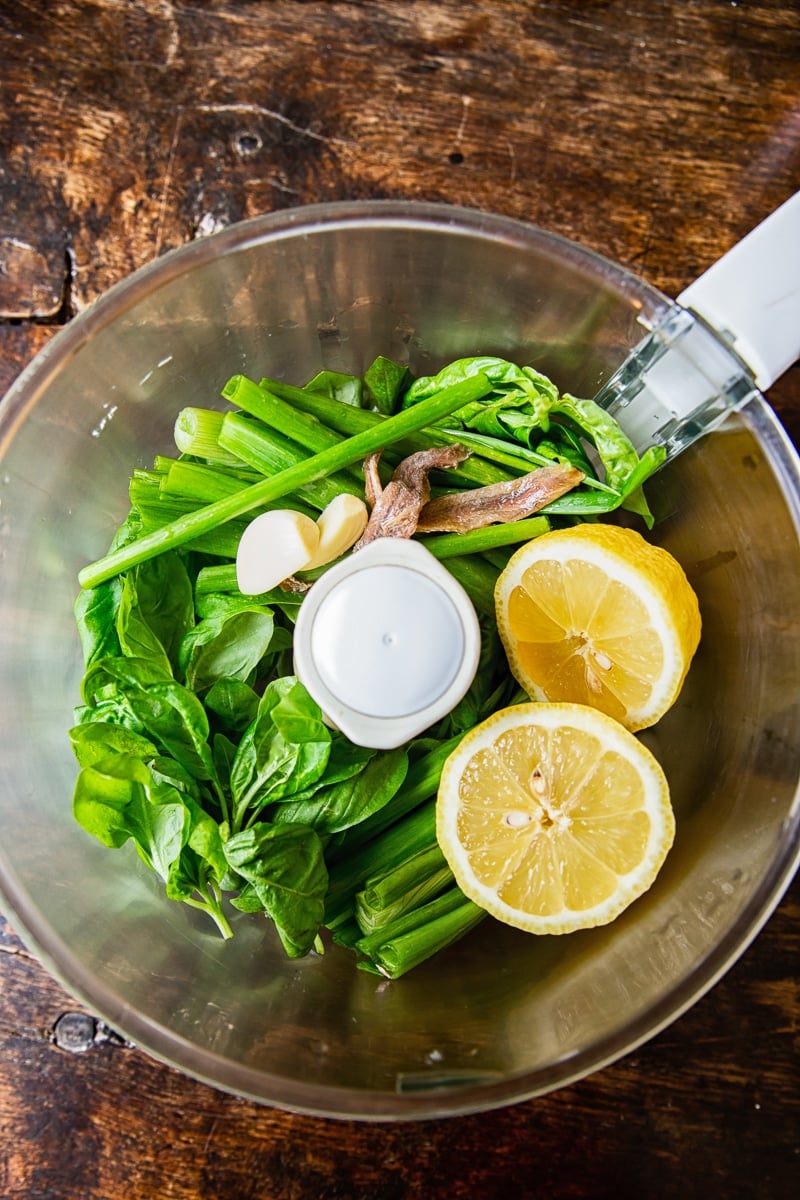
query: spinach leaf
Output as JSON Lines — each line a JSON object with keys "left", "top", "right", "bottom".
{"left": 402, "top": 356, "right": 535, "bottom": 405}
{"left": 223, "top": 822, "right": 328, "bottom": 957}
{"left": 271, "top": 746, "right": 409, "bottom": 834}
{"left": 400, "top": 355, "right": 663, "bottom": 523}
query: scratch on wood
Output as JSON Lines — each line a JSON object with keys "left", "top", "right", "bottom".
{"left": 156, "top": 0, "right": 180, "bottom": 67}
{"left": 154, "top": 107, "right": 185, "bottom": 257}
{"left": 203, "top": 1116, "right": 219, "bottom": 1156}
{"left": 0, "top": 939, "right": 36, "bottom": 962}
{"left": 194, "top": 102, "right": 353, "bottom": 148}
{"left": 454, "top": 94, "right": 472, "bottom": 147}
{"left": 243, "top": 176, "right": 302, "bottom": 197}
{"left": 506, "top": 140, "right": 517, "bottom": 185}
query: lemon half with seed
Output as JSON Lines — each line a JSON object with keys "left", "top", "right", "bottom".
{"left": 495, "top": 524, "right": 701, "bottom": 731}
{"left": 436, "top": 702, "right": 674, "bottom": 934}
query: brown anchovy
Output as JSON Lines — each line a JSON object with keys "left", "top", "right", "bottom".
{"left": 362, "top": 450, "right": 384, "bottom": 510}
{"left": 355, "top": 444, "right": 471, "bottom": 547}
{"left": 415, "top": 462, "right": 585, "bottom": 533}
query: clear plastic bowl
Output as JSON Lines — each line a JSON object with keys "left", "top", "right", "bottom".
{"left": 1, "top": 201, "right": 798, "bottom": 1120}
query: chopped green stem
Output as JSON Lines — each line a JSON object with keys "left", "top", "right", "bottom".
{"left": 162, "top": 459, "right": 261, "bottom": 503}
{"left": 173, "top": 407, "right": 245, "bottom": 466}
{"left": 354, "top": 887, "right": 485, "bottom": 979}
{"left": 328, "top": 734, "right": 462, "bottom": 860}
{"left": 324, "top": 800, "right": 438, "bottom": 926}
{"left": 256, "top": 375, "right": 516, "bottom": 488}
{"left": 78, "top": 372, "right": 493, "bottom": 588}
{"left": 226, "top": 374, "right": 358, "bottom": 458}
{"left": 420, "top": 515, "right": 551, "bottom": 559}
{"left": 355, "top": 843, "right": 454, "bottom": 934}
{"left": 195, "top": 563, "right": 239, "bottom": 592}
{"left": 218, "top": 412, "right": 362, "bottom": 510}
{"left": 329, "top": 918, "right": 365, "bottom": 948}
{"left": 194, "top": 563, "right": 305, "bottom": 605}
{"left": 441, "top": 555, "right": 501, "bottom": 616}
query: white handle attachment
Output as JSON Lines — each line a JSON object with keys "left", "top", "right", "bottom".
{"left": 678, "top": 191, "right": 800, "bottom": 390}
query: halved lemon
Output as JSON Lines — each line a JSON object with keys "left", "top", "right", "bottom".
{"left": 437, "top": 702, "right": 674, "bottom": 934}
{"left": 495, "top": 523, "right": 701, "bottom": 731}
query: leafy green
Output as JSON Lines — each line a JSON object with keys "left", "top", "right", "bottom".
{"left": 179, "top": 604, "right": 276, "bottom": 693}
{"left": 271, "top": 746, "right": 409, "bottom": 834}
{"left": 73, "top": 753, "right": 190, "bottom": 879}
{"left": 74, "top": 578, "right": 123, "bottom": 668}
{"left": 223, "top": 822, "right": 328, "bottom": 957}
{"left": 116, "top": 553, "right": 195, "bottom": 676}
{"left": 363, "top": 355, "right": 412, "bottom": 415}
{"left": 304, "top": 368, "right": 364, "bottom": 408}
{"left": 228, "top": 678, "right": 332, "bottom": 829}
{"left": 402, "top": 356, "right": 665, "bottom": 524}
{"left": 70, "top": 352, "right": 666, "bottom": 970}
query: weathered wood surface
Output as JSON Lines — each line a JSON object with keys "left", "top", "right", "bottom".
{"left": 1, "top": 2, "right": 798, "bottom": 1197}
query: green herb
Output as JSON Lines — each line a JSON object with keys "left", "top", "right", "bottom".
{"left": 78, "top": 371, "right": 493, "bottom": 589}
{"left": 70, "top": 352, "right": 664, "bottom": 974}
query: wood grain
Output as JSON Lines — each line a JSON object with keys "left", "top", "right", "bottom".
{"left": 1, "top": 2, "right": 799, "bottom": 1197}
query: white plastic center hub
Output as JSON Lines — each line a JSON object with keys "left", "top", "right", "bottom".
{"left": 293, "top": 539, "right": 482, "bottom": 749}
{"left": 310, "top": 564, "right": 464, "bottom": 718}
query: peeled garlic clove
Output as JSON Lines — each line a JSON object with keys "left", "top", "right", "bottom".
{"left": 303, "top": 494, "right": 369, "bottom": 570}
{"left": 236, "top": 509, "right": 321, "bottom": 595}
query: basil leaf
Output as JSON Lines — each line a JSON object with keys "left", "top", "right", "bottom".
{"left": 305, "top": 369, "right": 363, "bottom": 408}
{"left": 74, "top": 578, "right": 123, "bottom": 668}
{"left": 276, "top": 737, "right": 375, "bottom": 805}
{"left": 116, "top": 552, "right": 195, "bottom": 676}
{"left": 73, "top": 752, "right": 190, "bottom": 881}
{"left": 126, "top": 680, "right": 217, "bottom": 784}
{"left": 229, "top": 678, "right": 332, "bottom": 827}
{"left": 259, "top": 676, "right": 331, "bottom": 751}
{"left": 81, "top": 654, "right": 173, "bottom": 707}
{"left": 205, "top": 677, "right": 260, "bottom": 734}
{"left": 271, "top": 747, "right": 409, "bottom": 834}
{"left": 179, "top": 607, "right": 275, "bottom": 693}
{"left": 364, "top": 356, "right": 412, "bottom": 415}
{"left": 223, "top": 823, "right": 328, "bottom": 957}
{"left": 228, "top": 882, "right": 264, "bottom": 913}
{"left": 69, "top": 721, "right": 158, "bottom": 768}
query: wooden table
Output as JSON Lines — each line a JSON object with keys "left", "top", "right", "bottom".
{"left": 1, "top": 3, "right": 798, "bottom": 1196}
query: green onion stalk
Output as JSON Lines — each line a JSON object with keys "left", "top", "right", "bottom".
{"left": 79, "top": 371, "right": 493, "bottom": 589}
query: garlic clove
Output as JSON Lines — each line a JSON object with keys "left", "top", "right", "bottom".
{"left": 236, "top": 509, "right": 321, "bottom": 595}
{"left": 303, "top": 494, "right": 369, "bottom": 570}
